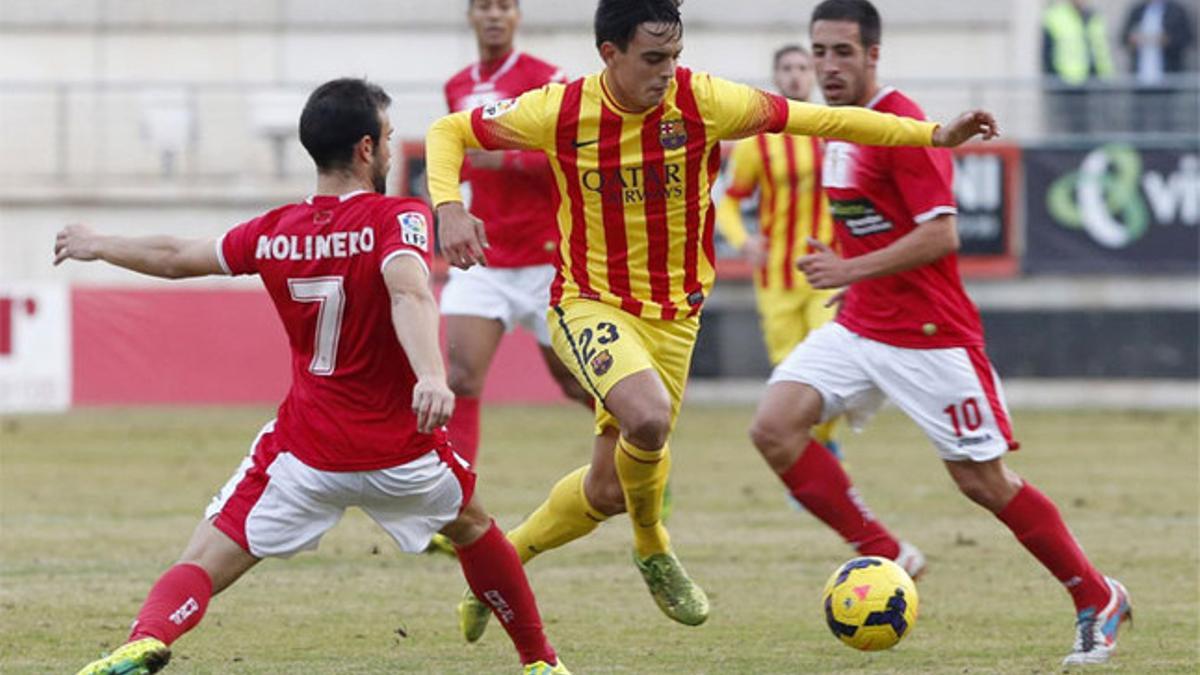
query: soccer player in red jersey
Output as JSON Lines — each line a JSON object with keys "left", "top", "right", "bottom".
{"left": 441, "top": 0, "right": 590, "bottom": 470}
{"left": 60, "top": 79, "right": 570, "bottom": 675}
{"left": 748, "top": 1, "right": 1130, "bottom": 666}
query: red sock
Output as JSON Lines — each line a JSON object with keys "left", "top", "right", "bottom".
{"left": 996, "top": 482, "right": 1108, "bottom": 612}
{"left": 448, "top": 396, "right": 481, "bottom": 466}
{"left": 128, "top": 563, "right": 212, "bottom": 646}
{"left": 457, "top": 522, "right": 556, "bottom": 666}
{"left": 779, "top": 440, "right": 901, "bottom": 559}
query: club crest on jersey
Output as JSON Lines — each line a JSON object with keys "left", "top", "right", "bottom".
{"left": 590, "top": 349, "right": 614, "bottom": 376}
{"left": 398, "top": 211, "right": 429, "bottom": 251}
{"left": 659, "top": 119, "right": 687, "bottom": 150}
{"left": 481, "top": 97, "right": 518, "bottom": 120}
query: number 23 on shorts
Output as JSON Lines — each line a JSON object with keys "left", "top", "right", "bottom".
{"left": 578, "top": 321, "right": 620, "bottom": 377}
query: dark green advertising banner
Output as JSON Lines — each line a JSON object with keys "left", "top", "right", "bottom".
{"left": 1025, "top": 143, "right": 1200, "bottom": 273}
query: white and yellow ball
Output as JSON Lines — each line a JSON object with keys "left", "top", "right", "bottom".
{"left": 822, "top": 556, "right": 919, "bottom": 651}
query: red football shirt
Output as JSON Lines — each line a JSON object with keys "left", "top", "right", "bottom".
{"left": 444, "top": 50, "right": 566, "bottom": 267}
{"left": 218, "top": 191, "right": 442, "bottom": 471}
{"left": 823, "top": 87, "right": 984, "bottom": 348}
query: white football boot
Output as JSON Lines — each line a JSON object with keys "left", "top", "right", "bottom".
{"left": 1062, "top": 577, "right": 1132, "bottom": 666}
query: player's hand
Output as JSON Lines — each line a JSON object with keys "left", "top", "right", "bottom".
{"left": 436, "top": 202, "right": 489, "bottom": 269}
{"left": 412, "top": 378, "right": 454, "bottom": 434}
{"left": 932, "top": 110, "right": 1000, "bottom": 147}
{"left": 742, "top": 234, "right": 768, "bottom": 268}
{"left": 797, "top": 238, "right": 855, "bottom": 289}
{"left": 53, "top": 224, "right": 103, "bottom": 266}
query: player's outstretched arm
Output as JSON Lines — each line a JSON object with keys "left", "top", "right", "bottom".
{"left": 383, "top": 255, "right": 454, "bottom": 434}
{"left": 53, "top": 224, "right": 224, "bottom": 279}
{"left": 704, "top": 75, "right": 998, "bottom": 148}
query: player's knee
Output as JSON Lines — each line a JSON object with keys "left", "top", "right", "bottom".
{"left": 441, "top": 496, "right": 493, "bottom": 546}
{"left": 447, "top": 362, "right": 485, "bottom": 398}
{"left": 750, "top": 417, "right": 806, "bottom": 470}
{"left": 622, "top": 410, "right": 671, "bottom": 450}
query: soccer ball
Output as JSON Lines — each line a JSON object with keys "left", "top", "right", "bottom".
{"left": 822, "top": 556, "right": 919, "bottom": 651}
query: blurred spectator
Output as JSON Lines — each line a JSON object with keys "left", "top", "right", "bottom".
{"left": 1121, "top": 0, "right": 1196, "bottom": 133}
{"left": 1042, "top": 0, "right": 1115, "bottom": 134}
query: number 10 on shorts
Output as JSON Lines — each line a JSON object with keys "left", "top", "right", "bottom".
{"left": 943, "top": 399, "right": 983, "bottom": 438}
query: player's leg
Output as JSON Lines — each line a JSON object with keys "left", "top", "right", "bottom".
{"left": 532, "top": 301, "right": 706, "bottom": 625}
{"left": 77, "top": 423, "right": 311, "bottom": 675}
{"left": 539, "top": 343, "right": 594, "bottom": 408}
{"left": 76, "top": 519, "right": 259, "bottom": 675}
{"left": 509, "top": 429, "right": 623, "bottom": 561}
{"left": 444, "top": 314, "right": 505, "bottom": 466}
{"left": 367, "top": 447, "right": 565, "bottom": 672}
{"left": 442, "top": 266, "right": 521, "bottom": 467}
{"left": 944, "top": 458, "right": 1130, "bottom": 666}
{"left": 460, "top": 431, "right": 621, "bottom": 643}
{"left": 750, "top": 323, "right": 917, "bottom": 570}
{"left": 876, "top": 343, "right": 1128, "bottom": 664}
{"left": 749, "top": 381, "right": 904, "bottom": 561}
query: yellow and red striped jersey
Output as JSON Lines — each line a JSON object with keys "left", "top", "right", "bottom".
{"left": 427, "top": 67, "right": 937, "bottom": 320}
{"left": 717, "top": 134, "right": 834, "bottom": 291}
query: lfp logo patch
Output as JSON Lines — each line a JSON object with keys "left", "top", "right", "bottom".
{"left": 482, "top": 98, "right": 519, "bottom": 120}
{"left": 398, "top": 211, "right": 428, "bottom": 251}
{"left": 659, "top": 119, "right": 687, "bottom": 150}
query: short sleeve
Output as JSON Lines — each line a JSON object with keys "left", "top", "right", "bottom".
{"left": 218, "top": 215, "right": 265, "bottom": 276}
{"left": 469, "top": 84, "right": 561, "bottom": 153}
{"left": 691, "top": 72, "right": 788, "bottom": 141}
{"left": 378, "top": 198, "right": 434, "bottom": 276}
{"left": 892, "top": 146, "right": 957, "bottom": 224}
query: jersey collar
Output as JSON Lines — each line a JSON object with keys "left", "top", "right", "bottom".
{"left": 864, "top": 86, "right": 897, "bottom": 111}
{"left": 305, "top": 189, "right": 370, "bottom": 206}
{"left": 471, "top": 50, "right": 520, "bottom": 85}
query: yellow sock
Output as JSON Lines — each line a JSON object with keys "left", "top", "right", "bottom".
{"left": 813, "top": 419, "right": 839, "bottom": 446}
{"left": 615, "top": 437, "right": 672, "bottom": 558}
{"left": 507, "top": 465, "right": 607, "bottom": 564}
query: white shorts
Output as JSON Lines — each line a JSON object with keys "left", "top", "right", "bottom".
{"left": 769, "top": 322, "right": 1018, "bottom": 462}
{"left": 204, "top": 421, "right": 474, "bottom": 558}
{"left": 440, "top": 264, "right": 555, "bottom": 346}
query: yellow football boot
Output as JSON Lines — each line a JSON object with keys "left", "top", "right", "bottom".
{"left": 633, "top": 550, "right": 710, "bottom": 626}
{"left": 76, "top": 637, "right": 171, "bottom": 675}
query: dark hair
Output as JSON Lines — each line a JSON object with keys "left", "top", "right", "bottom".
{"left": 594, "top": 0, "right": 683, "bottom": 51}
{"left": 811, "top": 0, "right": 882, "bottom": 47}
{"left": 299, "top": 78, "right": 391, "bottom": 172}
{"left": 468, "top": 0, "right": 519, "bottom": 7}
{"left": 773, "top": 44, "right": 810, "bottom": 68}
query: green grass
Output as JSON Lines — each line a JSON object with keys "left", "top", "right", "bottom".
{"left": 1, "top": 405, "right": 1197, "bottom": 674}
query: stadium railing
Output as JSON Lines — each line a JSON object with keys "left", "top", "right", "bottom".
{"left": 0, "top": 75, "right": 1195, "bottom": 187}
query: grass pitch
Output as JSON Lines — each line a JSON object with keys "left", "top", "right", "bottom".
{"left": 1, "top": 405, "right": 1197, "bottom": 674}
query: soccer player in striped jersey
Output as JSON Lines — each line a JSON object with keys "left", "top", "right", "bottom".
{"left": 716, "top": 44, "right": 847, "bottom": 456}
{"left": 750, "top": 1, "right": 1129, "bottom": 666}
{"left": 427, "top": 0, "right": 997, "bottom": 636}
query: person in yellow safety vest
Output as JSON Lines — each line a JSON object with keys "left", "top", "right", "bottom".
{"left": 1041, "top": 0, "right": 1114, "bottom": 133}
{"left": 1042, "top": 0, "right": 1115, "bottom": 85}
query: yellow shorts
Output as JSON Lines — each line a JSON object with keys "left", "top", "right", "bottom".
{"left": 548, "top": 299, "right": 699, "bottom": 436}
{"left": 756, "top": 285, "right": 837, "bottom": 366}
